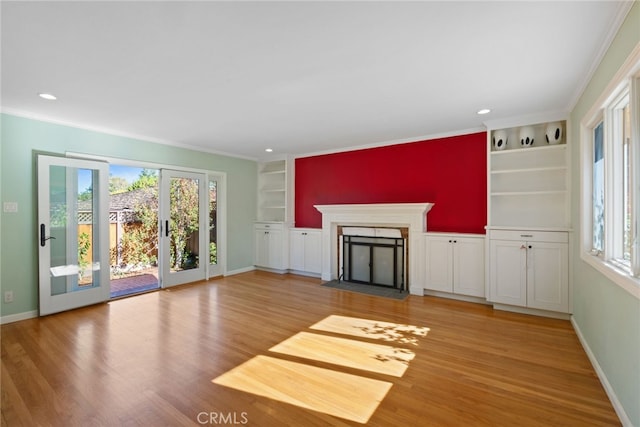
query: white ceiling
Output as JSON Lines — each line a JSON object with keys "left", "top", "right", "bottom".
{"left": 1, "top": 1, "right": 632, "bottom": 160}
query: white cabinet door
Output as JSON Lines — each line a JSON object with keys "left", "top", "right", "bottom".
{"left": 425, "top": 236, "right": 453, "bottom": 292}
{"left": 303, "top": 230, "right": 322, "bottom": 274}
{"left": 453, "top": 238, "right": 485, "bottom": 297}
{"left": 289, "top": 229, "right": 322, "bottom": 274}
{"left": 255, "top": 228, "right": 269, "bottom": 267}
{"left": 490, "top": 239, "right": 527, "bottom": 306}
{"left": 425, "top": 234, "right": 485, "bottom": 297}
{"left": 289, "top": 230, "right": 306, "bottom": 271}
{"left": 488, "top": 230, "right": 569, "bottom": 313}
{"left": 527, "top": 242, "right": 568, "bottom": 312}
{"left": 255, "top": 224, "right": 284, "bottom": 270}
{"left": 267, "top": 229, "right": 283, "bottom": 269}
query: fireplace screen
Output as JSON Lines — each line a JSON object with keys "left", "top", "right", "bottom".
{"left": 342, "top": 235, "right": 405, "bottom": 290}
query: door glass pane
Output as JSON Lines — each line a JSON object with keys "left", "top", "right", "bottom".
{"left": 48, "top": 166, "right": 100, "bottom": 295}
{"left": 170, "top": 177, "right": 200, "bottom": 272}
{"left": 209, "top": 179, "right": 217, "bottom": 266}
{"left": 593, "top": 121, "right": 604, "bottom": 252}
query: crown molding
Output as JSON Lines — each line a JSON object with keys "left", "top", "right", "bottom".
{"left": 0, "top": 108, "right": 258, "bottom": 161}
{"left": 294, "top": 126, "right": 486, "bottom": 159}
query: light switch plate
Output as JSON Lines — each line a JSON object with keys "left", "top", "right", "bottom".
{"left": 3, "top": 202, "right": 18, "bottom": 213}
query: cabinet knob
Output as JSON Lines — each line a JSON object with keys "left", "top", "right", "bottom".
{"left": 528, "top": 245, "right": 532, "bottom": 249}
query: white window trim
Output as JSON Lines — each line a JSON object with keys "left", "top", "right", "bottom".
{"left": 631, "top": 74, "right": 640, "bottom": 278}
{"left": 580, "top": 42, "right": 640, "bottom": 300}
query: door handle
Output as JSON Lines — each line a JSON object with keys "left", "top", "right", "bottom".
{"left": 165, "top": 220, "right": 169, "bottom": 237}
{"left": 40, "top": 223, "right": 56, "bottom": 247}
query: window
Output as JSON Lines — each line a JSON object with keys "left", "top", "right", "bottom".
{"left": 592, "top": 121, "right": 604, "bottom": 253}
{"left": 622, "top": 104, "right": 632, "bottom": 264}
{"left": 581, "top": 49, "right": 640, "bottom": 298}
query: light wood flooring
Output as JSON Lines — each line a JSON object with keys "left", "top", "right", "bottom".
{"left": 1, "top": 271, "right": 620, "bottom": 426}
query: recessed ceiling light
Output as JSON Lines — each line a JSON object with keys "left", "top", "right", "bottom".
{"left": 38, "top": 93, "right": 57, "bottom": 100}
{"left": 477, "top": 108, "right": 491, "bottom": 115}
{"left": 265, "top": 148, "right": 273, "bottom": 152}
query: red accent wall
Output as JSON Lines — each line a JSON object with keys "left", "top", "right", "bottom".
{"left": 294, "top": 132, "right": 487, "bottom": 233}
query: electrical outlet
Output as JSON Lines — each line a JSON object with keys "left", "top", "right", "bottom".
{"left": 4, "top": 291, "right": 14, "bottom": 303}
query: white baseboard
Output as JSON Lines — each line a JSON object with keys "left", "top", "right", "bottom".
{"left": 423, "top": 290, "right": 490, "bottom": 305}
{"left": 288, "top": 270, "right": 321, "bottom": 279}
{"left": 1, "top": 310, "right": 38, "bottom": 325}
{"left": 253, "top": 266, "right": 288, "bottom": 274}
{"left": 492, "top": 303, "right": 571, "bottom": 320}
{"left": 571, "top": 317, "right": 631, "bottom": 426}
{"left": 224, "top": 265, "right": 256, "bottom": 276}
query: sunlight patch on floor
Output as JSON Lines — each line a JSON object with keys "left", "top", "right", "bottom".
{"left": 212, "top": 314, "right": 430, "bottom": 423}
{"left": 212, "top": 355, "right": 392, "bottom": 424}
{"left": 270, "top": 332, "right": 415, "bottom": 377}
{"left": 309, "top": 314, "right": 430, "bottom": 345}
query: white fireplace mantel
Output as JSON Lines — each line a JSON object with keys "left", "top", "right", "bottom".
{"left": 314, "top": 203, "right": 434, "bottom": 295}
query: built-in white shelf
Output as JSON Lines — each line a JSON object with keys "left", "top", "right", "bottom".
{"left": 491, "top": 190, "right": 567, "bottom": 196}
{"left": 257, "top": 159, "right": 293, "bottom": 223}
{"left": 491, "top": 166, "right": 566, "bottom": 175}
{"left": 487, "top": 119, "right": 570, "bottom": 230}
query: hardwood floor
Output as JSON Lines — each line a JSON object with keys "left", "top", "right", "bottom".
{"left": 1, "top": 271, "right": 619, "bottom": 426}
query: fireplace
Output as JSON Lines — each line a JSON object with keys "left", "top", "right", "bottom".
{"left": 340, "top": 226, "right": 407, "bottom": 290}
{"left": 314, "top": 203, "right": 434, "bottom": 296}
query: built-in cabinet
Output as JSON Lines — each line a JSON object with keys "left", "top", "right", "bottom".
{"left": 289, "top": 228, "right": 322, "bottom": 275}
{"left": 486, "top": 115, "right": 571, "bottom": 315}
{"left": 489, "top": 230, "right": 569, "bottom": 313}
{"left": 424, "top": 233, "right": 485, "bottom": 298}
{"left": 255, "top": 158, "right": 293, "bottom": 272}
{"left": 254, "top": 222, "right": 287, "bottom": 271}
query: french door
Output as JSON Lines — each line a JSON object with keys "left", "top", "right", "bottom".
{"left": 37, "top": 155, "right": 110, "bottom": 315}
{"left": 38, "top": 158, "right": 220, "bottom": 314}
{"left": 160, "top": 170, "right": 208, "bottom": 287}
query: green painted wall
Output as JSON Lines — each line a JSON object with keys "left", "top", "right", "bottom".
{"left": 0, "top": 113, "right": 257, "bottom": 317}
{"left": 569, "top": 3, "right": 640, "bottom": 425}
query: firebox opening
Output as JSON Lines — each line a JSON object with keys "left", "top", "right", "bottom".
{"left": 339, "top": 227, "right": 408, "bottom": 291}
